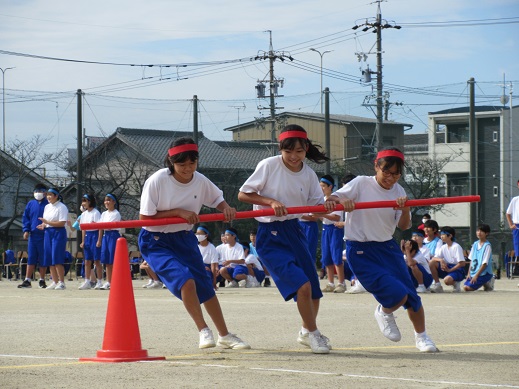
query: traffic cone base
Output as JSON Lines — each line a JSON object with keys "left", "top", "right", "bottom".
{"left": 80, "top": 238, "right": 165, "bottom": 363}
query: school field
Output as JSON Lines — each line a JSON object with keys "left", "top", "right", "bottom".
{"left": 1, "top": 275, "right": 518, "bottom": 389}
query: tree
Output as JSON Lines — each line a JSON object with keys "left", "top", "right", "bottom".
{"left": 0, "top": 135, "right": 63, "bottom": 247}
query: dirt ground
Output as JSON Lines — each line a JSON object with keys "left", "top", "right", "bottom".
{"left": 1, "top": 273, "right": 518, "bottom": 389}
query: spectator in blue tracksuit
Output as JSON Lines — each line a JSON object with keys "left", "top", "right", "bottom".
{"left": 18, "top": 183, "right": 49, "bottom": 289}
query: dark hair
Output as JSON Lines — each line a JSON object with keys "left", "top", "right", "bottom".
{"left": 105, "top": 193, "right": 119, "bottom": 210}
{"left": 241, "top": 243, "right": 250, "bottom": 253}
{"left": 423, "top": 213, "right": 431, "bottom": 219}
{"left": 320, "top": 174, "right": 335, "bottom": 187}
{"left": 404, "top": 239, "right": 419, "bottom": 254}
{"left": 83, "top": 192, "right": 97, "bottom": 209}
{"left": 376, "top": 147, "right": 405, "bottom": 175}
{"left": 226, "top": 227, "right": 239, "bottom": 237}
{"left": 478, "top": 224, "right": 491, "bottom": 234}
{"left": 164, "top": 137, "right": 198, "bottom": 174}
{"left": 341, "top": 173, "right": 357, "bottom": 186}
{"left": 249, "top": 229, "right": 257, "bottom": 235}
{"left": 441, "top": 226, "right": 456, "bottom": 239}
{"left": 34, "top": 183, "right": 47, "bottom": 191}
{"left": 279, "top": 124, "right": 329, "bottom": 164}
{"left": 424, "top": 219, "right": 439, "bottom": 231}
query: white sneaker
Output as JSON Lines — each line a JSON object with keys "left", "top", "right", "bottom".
{"left": 333, "top": 283, "right": 346, "bottom": 293}
{"left": 225, "top": 280, "right": 239, "bottom": 288}
{"left": 78, "top": 280, "right": 91, "bottom": 290}
{"left": 415, "top": 334, "right": 439, "bottom": 352}
{"left": 452, "top": 282, "right": 461, "bottom": 293}
{"left": 238, "top": 279, "right": 247, "bottom": 288}
{"left": 483, "top": 277, "right": 495, "bottom": 291}
{"left": 430, "top": 283, "right": 444, "bottom": 293}
{"left": 217, "top": 333, "right": 250, "bottom": 349}
{"left": 46, "top": 281, "right": 57, "bottom": 290}
{"left": 142, "top": 279, "right": 154, "bottom": 288}
{"left": 55, "top": 282, "right": 66, "bottom": 290}
{"left": 246, "top": 275, "right": 259, "bottom": 288}
{"left": 321, "top": 283, "right": 335, "bottom": 293}
{"left": 199, "top": 328, "right": 216, "bottom": 349}
{"left": 347, "top": 281, "right": 367, "bottom": 294}
{"left": 297, "top": 331, "right": 332, "bottom": 350}
{"left": 148, "top": 280, "right": 163, "bottom": 289}
{"left": 416, "top": 285, "right": 428, "bottom": 293}
{"left": 100, "top": 282, "right": 110, "bottom": 290}
{"left": 309, "top": 332, "right": 330, "bottom": 354}
{"left": 374, "top": 304, "right": 401, "bottom": 342}
{"left": 94, "top": 281, "right": 103, "bottom": 290}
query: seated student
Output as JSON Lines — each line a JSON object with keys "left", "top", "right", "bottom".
{"left": 242, "top": 244, "right": 264, "bottom": 288}
{"left": 429, "top": 226, "right": 466, "bottom": 293}
{"left": 464, "top": 224, "right": 495, "bottom": 292}
{"left": 417, "top": 213, "right": 431, "bottom": 232}
{"left": 411, "top": 230, "right": 431, "bottom": 261}
{"left": 3, "top": 249, "right": 16, "bottom": 279}
{"left": 402, "top": 239, "right": 433, "bottom": 293}
{"left": 218, "top": 227, "right": 247, "bottom": 288}
{"left": 195, "top": 226, "right": 219, "bottom": 290}
{"left": 249, "top": 229, "right": 271, "bottom": 287}
{"left": 423, "top": 219, "right": 443, "bottom": 258}
{"left": 140, "top": 260, "right": 163, "bottom": 289}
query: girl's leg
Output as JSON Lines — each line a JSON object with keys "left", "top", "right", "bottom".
{"left": 84, "top": 260, "right": 92, "bottom": 280}
{"left": 203, "top": 295, "right": 230, "bottom": 337}
{"left": 94, "top": 260, "right": 103, "bottom": 280}
{"left": 335, "top": 263, "right": 345, "bottom": 285}
{"left": 105, "top": 264, "right": 113, "bottom": 283}
{"left": 56, "top": 264, "right": 65, "bottom": 282}
{"left": 49, "top": 266, "right": 58, "bottom": 283}
{"left": 325, "top": 265, "right": 335, "bottom": 284}
{"left": 407, "top": 305, "right": 426, "bottom": 333}
{"left": 181, "top": 279, "right": 210, "bottom": 332}
{"left": 297, "top": 282, "right": 318, "bottom": 332}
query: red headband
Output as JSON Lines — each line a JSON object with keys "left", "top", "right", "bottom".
{"left": 376, "top": 150, "right": 404, "bottom": 162}
{"left": 168, "top": 144, "right": 198, "bottom": 157}
{"left": 279, "top": 130, "right": 308, "bottom": 141}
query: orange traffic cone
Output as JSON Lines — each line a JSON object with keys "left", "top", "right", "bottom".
{"left": 80, "top": 237, "right": 165, "bottom": 363}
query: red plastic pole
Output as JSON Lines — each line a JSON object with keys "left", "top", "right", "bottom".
{"left": 80, "top": 195, "right": 480, "bottom": 231}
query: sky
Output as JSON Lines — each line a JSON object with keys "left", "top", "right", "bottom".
{"left": 0, "top": 0, "right": 518, "bottom": 177}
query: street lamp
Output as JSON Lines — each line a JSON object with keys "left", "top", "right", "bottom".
{"left": 1, "top": 67, "right": 15, "bottom": 151}
{"left": 309, "top": 48, "right": 332, "bottom": 114}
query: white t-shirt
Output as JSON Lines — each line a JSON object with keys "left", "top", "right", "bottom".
{"left": 220, "top": 243, "right": 245, "bottom": 268}
{"left": 434, "top": 241, "right": 465, "bottom": 265}
{"left": 239, "top": 155, "right": 324, "bottom": 223}
{"left": 405, "top": 251, "right": 432, "bottom": 274}
{"left": 332, "top": 176, "right": 410, "bottom": 242}
{"left": 506, "top": 196, "right": 519, "bottom": 223}
{"left": 80, "top": 208, "right": 101, "bottom": 224}
{"left": 43, "top": 201, "right": 68, "bottom": 226}
{"left": 419, "top": 245, "right": 431, "bottom": 261}
{"left": 244, "top": 253, "right": 264, "bottom": 271}
{"left": 99, "top": 209, "right": 121, "bottom": 231}
{"left": 140, "top": 169, "right": 224, "bottom": 233}
{"left": 198, "top": 243, "right": 219, "bottom": 265}
{"left": 215, "top": 243, "right": 226, "bottom": 264}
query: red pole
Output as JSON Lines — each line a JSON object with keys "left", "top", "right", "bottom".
{"left": 80, "top": 195, "right": 480, "bottom": 231}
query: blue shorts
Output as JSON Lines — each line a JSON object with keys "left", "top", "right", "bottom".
{"left": 227, "top": 265, "right": 248, "bottom": 279}
{"left": 435, "top": 262, "right": 466, "bottom": 282}
{"left": 44, "top": 227, "right": 67, "bottom": 266}
{"left": 27, "top": 232, "right": 47, "bottom": 266}
{"left": 298, "top": 220, "right": 318, "bottom": 263}
{"left": 100, "top": 230, "right": 120, "bottom": 265}
{"left": 257, "top": 219, "right": 322, "bottom": 302}
{"left": 138, "top": 229, "right": 215, "bottom": 304}
{"left": 346, "top": 240, "right": 422, "bottom": 312}
{"left": 252, "top": 268, "right": 266, "bottom": 284}
{"left": 84, "top": 231, "right": 101, "bottom": 261}
{"left": 464, "top": 273, "right": 493, "bottom": 290}
{"left": 408, "top": 264, "right": 433, "bottom": 289}
{"left": 513, "top": 226, "right": 519, "bottom": 256}
{"left": 321, "top": 224, "right": 344, "bottom": 267}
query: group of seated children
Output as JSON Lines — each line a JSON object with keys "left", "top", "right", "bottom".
{"left": 402, "top": 217, "right": 495, "bottom": 293}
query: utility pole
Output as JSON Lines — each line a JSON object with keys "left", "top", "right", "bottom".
{"left": 1, "top": 67, "right": 15, "bottom": 151}
{"left": 193, "top": 95, "right": 198, "bottom": 145}
{"left": 468, "top": 78, "right": 477, "bottom": 241}
{"left": 76, "top": 89, "right": 83, "bottom": 250}
{"left": 253, "top": 31, "right": 293, "bottom": 155}
{"left": 324, "top": 87, "right": 331, "bottom": 174}
{"left": 309, "top": 48, "right": 332, "bottom": 114}
{"left": 352, "top": 1, "right": 400, "bottom": 153}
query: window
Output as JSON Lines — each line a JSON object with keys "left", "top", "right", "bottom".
{"left": 446, "top": 173, "right": 470, "bottom": 196}
{"left": 446, "top": 123, "right": 469, "bottom": 143}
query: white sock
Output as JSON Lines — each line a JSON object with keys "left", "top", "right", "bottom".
{"left": 418, "top": 284, "right": 425, "bottom": 288}
{"left": 309, "top": 329, "right": 321, "bottom": 336}
{"left": 301, "top": 327, "right": 309, "bottom": 335}
{"left": 25, "top": 277, "right": 31, "bottom": 282}
{"left": 415, "top": 330, "right": 427, "bottom": 338}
